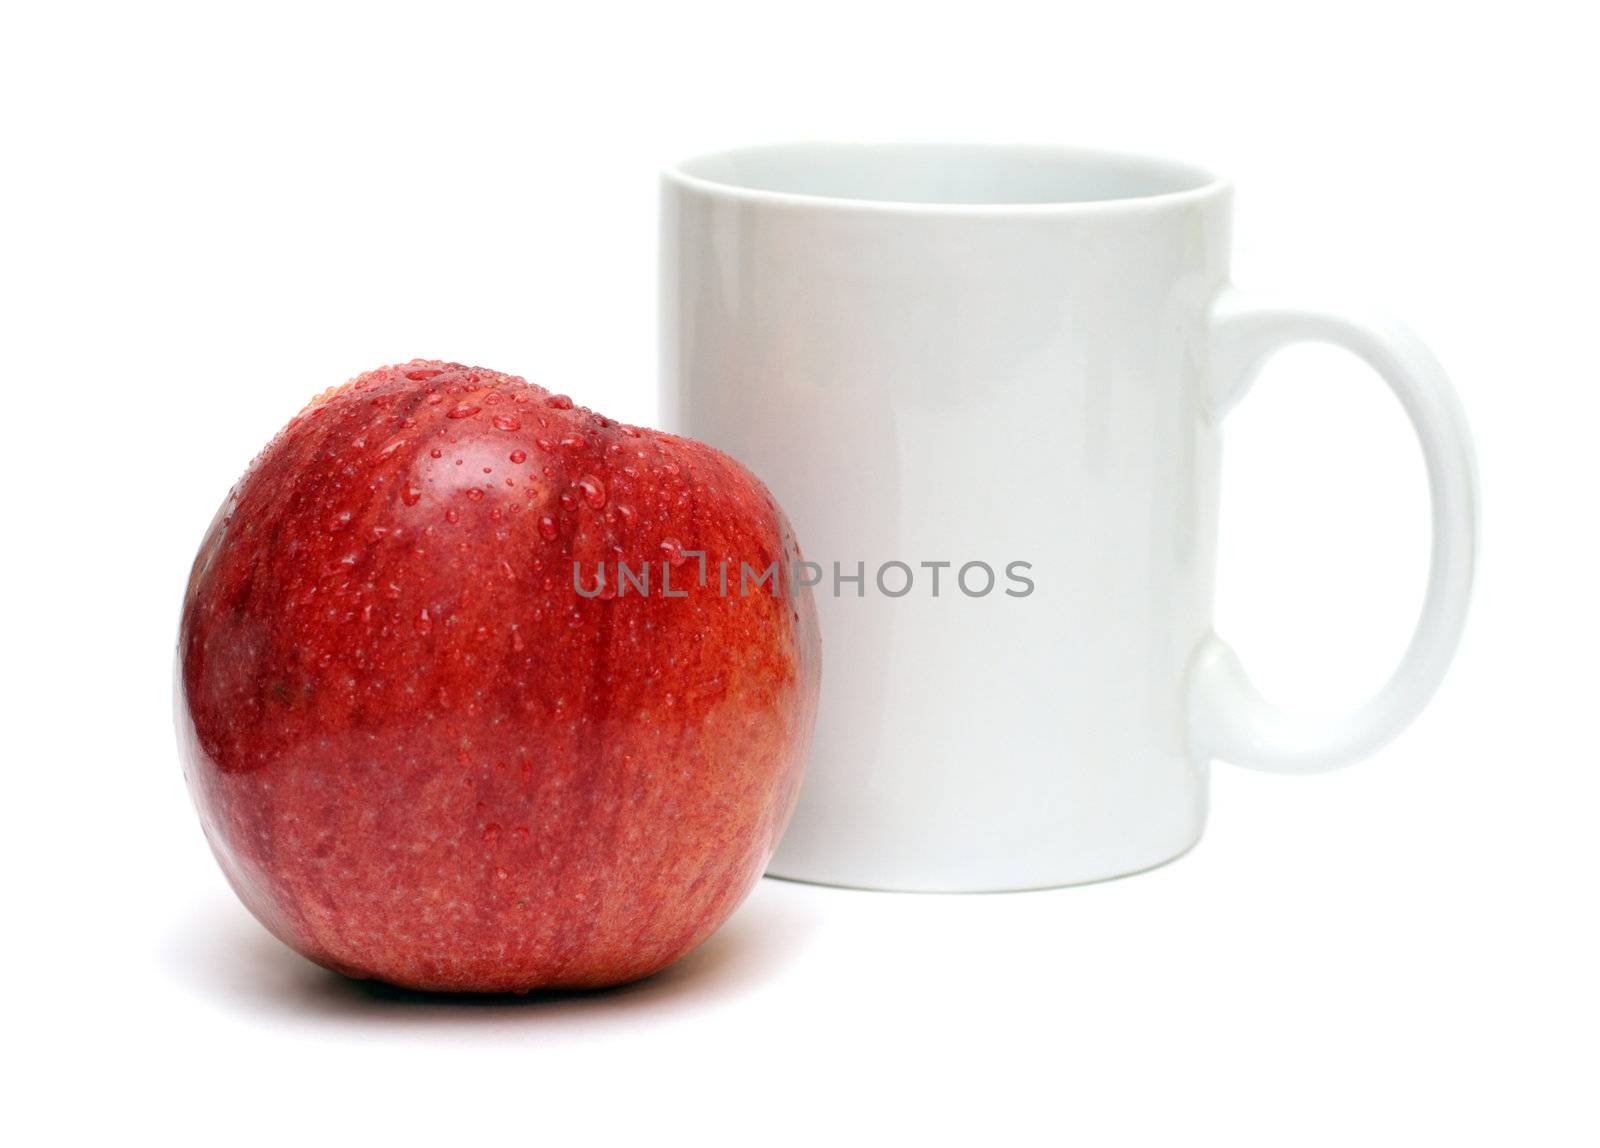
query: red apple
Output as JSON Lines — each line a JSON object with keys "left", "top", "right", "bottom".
{"left": 176, "top": 360, "right": 820, "bottom": 992}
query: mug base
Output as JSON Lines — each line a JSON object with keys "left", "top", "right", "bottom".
{"left": 762, "top": 824, "right": 1206, "bottom": 894}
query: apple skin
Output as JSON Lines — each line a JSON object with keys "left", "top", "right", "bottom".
{"left": 177, "top": 360, "right": 820, "bottom": 992}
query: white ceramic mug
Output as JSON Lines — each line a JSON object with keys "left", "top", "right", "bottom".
{"left": 660, "top": 143, "right": 1477, "bottom": 892}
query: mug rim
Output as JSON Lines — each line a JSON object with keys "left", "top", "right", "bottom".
{"left": 663, "top": 141, "right": 1229, "bottom": 215}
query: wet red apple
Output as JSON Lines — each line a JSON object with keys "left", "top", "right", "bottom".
{"left": 177, "top": 360, "right": 820, "bottom": 992}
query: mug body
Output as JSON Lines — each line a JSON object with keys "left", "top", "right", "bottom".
{"left": 661, "top": 144, "right": 1232, "bottom": 891}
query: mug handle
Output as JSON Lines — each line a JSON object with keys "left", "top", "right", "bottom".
{"left": 1189, "top": 287, "right": 1479, "bottom": 774}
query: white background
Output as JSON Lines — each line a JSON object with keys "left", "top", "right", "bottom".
{"left": 4, "top": 1, "right": 1596, "bottom": 1144}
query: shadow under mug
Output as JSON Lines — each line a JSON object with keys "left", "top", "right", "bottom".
{"left": 660, "top": 143, "right": 1477, "bottom": 892}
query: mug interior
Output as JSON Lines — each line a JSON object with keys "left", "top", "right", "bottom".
{"left": 670, "top": 142, "right": 1220, "bottom": 207}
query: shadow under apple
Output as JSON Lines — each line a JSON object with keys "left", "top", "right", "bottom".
{"left": 162, "top": 877, "right": 821, "bottom": 1029}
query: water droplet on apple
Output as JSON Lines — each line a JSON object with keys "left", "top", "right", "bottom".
{"left": 445, "top": 508, "right": 459, "bottom": 524}
{"left": 430, "top": 447, "right": 444, "bottom": 459}
{"left": 577, "top": 475, "right": 606, "bottom": 508}
{"left": 547, "top": 394, "right": 574, "bottom": 410}
{"left": 401, "top": 484, "right": 423, "bottom": 507}
{"left": 447, "top": 403, "right": 481, "bottom": 420}
{"left": 415, "top": 608, "right": 433, "bottom": 635}
{"left": 466, "top": 488, "right": 484, "bottom": 502}
{"left": 559, "top": 491, "right": 578, "bottom": 512}
{"left": 538, "top": 515, "right": 558, "bottom": 540}
{"left": 492, "top": 414, "right": 521, "bottom": 432}
{"left": 560, "top": 435, "right": 586, "bottom": 451}
{"left": 660, "top": 538, "right": 685, "bottom": 566}
{"left": 509, "top": 449, "right": 527, "bottom": 464}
